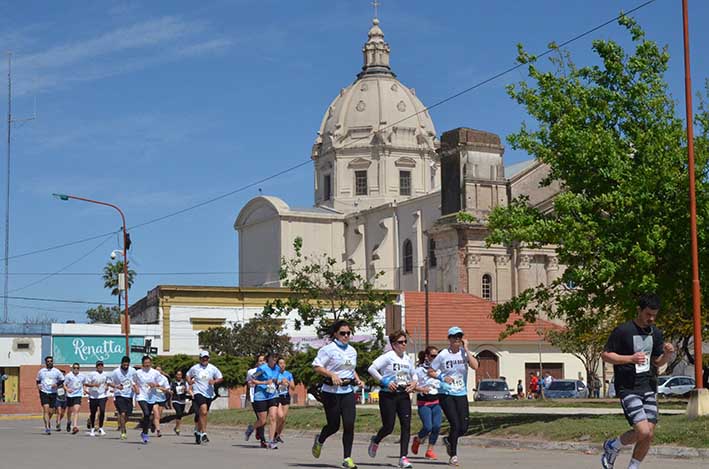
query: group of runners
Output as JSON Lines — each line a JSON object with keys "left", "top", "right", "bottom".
{"left": 35, "top": 293, "right": 675, "bottom": 469}
{"left": 36, "top": 350, "right": 223, "bottom": 444}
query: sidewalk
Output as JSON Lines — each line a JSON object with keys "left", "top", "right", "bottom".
{"left": 356, "top": 404, "right": 685, "bottom": 415}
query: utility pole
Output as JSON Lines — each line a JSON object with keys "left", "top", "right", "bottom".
{"left": 424, "top": 256, "right": 430, "bottom": 347}
{"left": 3, "top": 52, "right": 11, "bottom": 323}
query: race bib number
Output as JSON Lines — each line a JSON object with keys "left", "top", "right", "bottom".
{"left": 199, "top": 371, "right": 209, "bottom": 380}
{"left": 451, "top": 375, "right": 464, "bottom": 392}
{"left": 43, "top": 377, "right": 55, "bottom": 386}
{"left": 266, "top": 384, "right": 277, "bottom": 394}
{"left": 57, "top": 387, "right": 65, "bottom": 397}
{"left": 176, "top": 385, "right": 185, "bottom": 394}
{"left": 635, "top": 352, "right": 651, "bottom": 374}
{"left": 396, "top": 371, "right": 408, "bottom": 386}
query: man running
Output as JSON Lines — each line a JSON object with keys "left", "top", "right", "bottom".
{"left": 601, "top": 293, "right": 675, "bottom": 469}
{"left": 63, "top": 363, "right": 85, "bottom": 434}
{"left": 186, "top": 350, "right": 223, "bottom": 444}
{"left": 36, "top": 356, "right": 64, "bottom": 435}
{"left": 84, "top": 361, "right": 109, "bottom": 436}
{"left": 133, "top": 355, "right": 162, "bottom": 444}
{"left": 109, "top": 356, "right": 136, "bottom": 440}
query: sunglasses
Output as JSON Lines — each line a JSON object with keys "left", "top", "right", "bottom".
{"left": 395, "top": 340, "right": 407, "bottom": 345}
{"left": 428, "top": 354, "right": 438, "bottom": 359}
{"left": 338, "top": 331, "right": 352, "bottom": 337}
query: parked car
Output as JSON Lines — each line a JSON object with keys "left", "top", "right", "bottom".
{"left": 657, "top": 376, "right": 695, "bottom": 397}
{"left": 544, "top": 379, "right": 589, "bottom": 399}
{"left": 474, "top": 379, "right": 513, "bottom": 401}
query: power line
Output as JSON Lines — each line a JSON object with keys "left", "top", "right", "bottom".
{"left": 1, "top": 295, "right": 114, "bottom": 305}
{"left": 0, "top": 0, "right": 658, "bottom": 265}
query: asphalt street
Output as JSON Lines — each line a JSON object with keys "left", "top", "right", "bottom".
{"left": 0, "top": 419, "right": 701, "bottom": 468}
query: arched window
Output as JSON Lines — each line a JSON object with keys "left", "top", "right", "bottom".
{"left": 482, "top": 274, "right": 492, "bottom": 300}
{"left": 403, "top": 239, "right": 413, "bottom": 274}
{"left": 428, "top": 238, "right": 437, "bottom": 268}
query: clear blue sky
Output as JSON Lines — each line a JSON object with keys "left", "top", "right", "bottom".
{"left": 1, "top": 0, "right": 707, "bottom": 323}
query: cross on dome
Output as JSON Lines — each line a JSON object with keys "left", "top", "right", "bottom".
{"left": 372, "top": 0, "right": 380, "bottom": 19}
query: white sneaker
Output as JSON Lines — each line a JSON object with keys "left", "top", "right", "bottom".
{"left": 89, "top": 428, "right": 96, "bottom": 437}
{"left": 98, "top": 428, "right": 106, "bottom": 436}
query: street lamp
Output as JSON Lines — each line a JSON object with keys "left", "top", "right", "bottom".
{"left": 53, "top": 193, "right": 131, "bottom": 354}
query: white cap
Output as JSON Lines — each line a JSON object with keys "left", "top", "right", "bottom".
{"left": 199, "top": 350, "right": 210, "bottom": 358}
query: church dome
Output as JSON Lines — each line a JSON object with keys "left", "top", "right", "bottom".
{"left": 314, "top": 19, "right": 437, "bottom": 155}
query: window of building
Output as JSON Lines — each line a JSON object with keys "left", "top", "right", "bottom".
{"left": 403, "top": 239, "right": 413, "bottom": 274}
{"left": 399, "top": 170, "right": 411, "bottom": 196}
{"left": 482, "top": 274, "right": 492, "bottom": 300}
{"left": 355, "top": 170, "right": 368, "bottom": 196}
{"left": 16, "top": 342, "right": 30, "bottom": 350}
{"left": 323, "top": 174, "right": 332, "bottom": 201}
{"left": 428, "top": 238, "right": 437, "bottom": 268}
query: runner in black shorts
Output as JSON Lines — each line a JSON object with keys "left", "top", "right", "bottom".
{"left": 54, "top": 371, "right": 68, "bottom": 432}
{"left": 244, "top": 354, "right": 267, "bottom": 446}
{"left": 36, "top": 356, "right": 64, "bottom": 435}
{"left": 171, "top": 370, "right": 188, "bottom": 435}
{"left": 275, "top": 357, "right": 295, "bottom": 443}
{"left": 601, "top": 293, "right": 675, "bottom": 469}
{"left": 249, "top": 352, "right": 282, "bottom": 449}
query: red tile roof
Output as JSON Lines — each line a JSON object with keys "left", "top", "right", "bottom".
{"left": 403, "top": 291, "right": 562, "bottom": 343}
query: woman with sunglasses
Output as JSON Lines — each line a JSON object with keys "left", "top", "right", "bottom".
{"left": 429, "top": 326, "right": 479, "bottom": 467}
{"left": 244, "top": 354, "right": 267, "bottom": 446}
{"left": 367, "top": 329, "right": 419, "bottom": 469}
{"left": 411, "top": 346, "right": 442, "bottom": 460}
{"left": 311, "top": 320, "right": 363, "bottom": 469}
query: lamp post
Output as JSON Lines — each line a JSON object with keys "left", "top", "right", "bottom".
{"left": 53, "top": 193, "right": 131, "bottom": 354}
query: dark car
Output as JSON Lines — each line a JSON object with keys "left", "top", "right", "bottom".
{"left": 474, "top": 379, "right": 513, "bottom": 401}
{"left": 544, "top": 379, "right": 589, "bottom": 399}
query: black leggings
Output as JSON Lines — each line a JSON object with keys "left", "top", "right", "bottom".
{"left": 138, "top": 400, "right": 153, "bottom": 434}
{"left": 374, "top": 392, "right": 411, "bottom": 457}
{"left": 318, "top": 391, "right": 356, "bottom": 458}
{"left": 88, "top": 398, "right": 106, "bottom": 428}
{"left": 251, "top": 403, "right": 265, "bottom": 442}
{"left": 439, "top": 394, "right": 469, "bottom": 456}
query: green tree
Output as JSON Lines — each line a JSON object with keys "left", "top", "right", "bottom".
{"left": 86, "top": 305, "right": 121, "bottom": 324}
{"left": 545, "top": 317, "right": 613, "bottom": 384}
{"left": 197, "top": 317, "right": 293, "bottom": 358}
{"left": 103, "top": 261, "right": 136, "bottom": 297}
{"left": 262, "top": 237, "right": 395, "bottom": 342}
{"left": 154, "top": 354, "right": 252, "bottom": 389}
{"left": 486, "top": 17, "right": 709, "bottom": 353}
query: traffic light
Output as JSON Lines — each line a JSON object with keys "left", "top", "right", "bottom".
{"left": 124, "top": 232, "right": 132, "bottom": 251}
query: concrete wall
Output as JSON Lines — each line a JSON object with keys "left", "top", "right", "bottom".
{"left": 0, "top": 337, "right": 43, "bottom": 367}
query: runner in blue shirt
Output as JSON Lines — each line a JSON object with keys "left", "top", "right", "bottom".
{"left": 250, "top": 352, "right": 282, "bottom": 449}
{"left": 275, "top": 357, "right": 295, "bottom": 443}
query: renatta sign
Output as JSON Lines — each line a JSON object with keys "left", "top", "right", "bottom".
{"left": 52, "top": 336, "right": 145, "bottom": 365}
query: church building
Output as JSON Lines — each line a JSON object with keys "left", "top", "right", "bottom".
{"left": 235, "top": 17, "right": 562, "bottom": 301}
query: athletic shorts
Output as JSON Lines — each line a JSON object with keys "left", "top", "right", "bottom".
{"left": 39, "top": 392, "right": 57, "bottom": 408}
{"left": 192, "top": 394, "right": 213, "bottom": 410}
{"left": 252, "top": 398, "right": 279, "bottom": 413}
{"left": 173, "top": 402, "right": 185, "bottom": 418}
{"left": 55, "top": 398, "right": 68, "bottom": 408}
{"left": 620, "top": 392, "right": 658, "bottom": 426}
{"left": 67, "top": 396, "right": 82, "bottom": 407}
{"left": 278, "top": 394, "right": 291, "bottom": 406}
{"left": 154, "top": 400, "right": 168, "bottom": 409}
{"left": 114, "top": 396, "right": 134, "bottom": 415}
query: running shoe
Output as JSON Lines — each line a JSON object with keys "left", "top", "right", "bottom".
{"left": 66, "top": 423, "right": 71, "bottom": 432}
{"left": 141, "top": 432, "right": 149, "bottom": 444}
{"left": 194, "top": 431, "right": 201, "bottom": 445}
{"left": 411, "top": 436, "right": 421, "bottom": 455}
{"left": 260, "top": 440, "right": 268, "bottom": 448}
{"left": 89, "top": 428, "right": 96, "bottom": 437}
{"left": 72, "top": 427, "right": 79, "bottom": 435}
{"left": 201, "top": 433, "right": 209, "bottom": 444}
{"left": 399, "top": 456, "right": 413, "bottom": 468}
{"left": 275, "top": 435, "right": 284, "bottom": 444}
{"left": 44, "top": 428, "right": 51, "bottom": 435}
{"left": 56, "top": 424, "right": 62, "bottom": 432}
{"left": 442, "top": 436, "right": 452, "bottom": 457}
{"left": 244, "top": 424, "right": 254, "bottom": 441}
{"left": 120, "top": 433, "right": 127, "bottom": 440}
{"left": 601, "top": 439, "right": 619, "bottom": 469}
{"left": 268, "top": 441, "right": 278, "bottom": 450}
{"left": 175, "top": 428, "right": 181, "bottom": 436}
{"left": 98, "top": 428, "right": 106, "bottom": 436}
{"left": 156, "top": 429, "right": 162, "bottom": 438}
{"left": 311, "top": 434, "right": 323, "bottom": 459}
{"left": 341, "top": 457, "right": 358, "bottom": 469}
{"left": 448, "top": 456, "right": 459, "bottom": 466}
{"left": 368, "top": 436, "right": 379, "bottom": 458}
{"left": 424, "top": 448, "right": 437, "bottom": 460}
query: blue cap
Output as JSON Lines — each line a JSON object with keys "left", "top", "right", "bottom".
{"left": 447, "top": 326, "right": 464, "bottom": 336}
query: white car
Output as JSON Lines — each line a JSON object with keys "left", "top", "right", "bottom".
{"left": 657, "top": 375, "right": 695, "bottom": 397}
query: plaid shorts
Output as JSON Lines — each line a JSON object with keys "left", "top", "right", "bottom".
{"left": 620, "top": 392, "right": 658, "bottom": 426}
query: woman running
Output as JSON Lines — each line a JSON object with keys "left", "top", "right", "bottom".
{"left": 250, "top": 352, "right": 282, "bottom": 449}
{"left": 275, "top": 357, "right": 295, "bottom": 443}
{"left": 171, "top": 370, "right": 188, "bottom": 435}
{"left": 367, "top": 329, "right": 419, "bottom": 469}
{"left": 63, "top": 363, "right": 85, "bottom": 435}
{"left": 412, "top": 346, "right": 442, "bottom": 460}
{"left": 152, "top": 366, "right": 171, "bottom": 437}
{"left": 133, "top": 355, "right": 162, "bottom": 444}
{"left": 429, "top": 326, "right": 479, "bottom": 467}
{"left": 311, "top": 320, "right": 363, "bottom": 469}
{"left": 244, "top": 354, "right": 267, "bottom": 446}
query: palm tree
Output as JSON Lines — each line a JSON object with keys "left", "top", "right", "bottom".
{"left": 103, "top": 261, "right": 136, "bottom": 297}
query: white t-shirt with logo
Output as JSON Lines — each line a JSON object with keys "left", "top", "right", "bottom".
{"left": 414, "top": 365, "right": 441, "bottom": 396}
{"left": 246, "top": 367, "right": 258, "bottom": 402}
{"left": 86, "top": 371, "right": 109, "bottom": 399}
{"left": 133, "top": 368, "right": 162, "bottom": 403}
{"left": 312, "top": 342, "right": 358, "bottom": 394}
{"left": 368, "top": 351, "right": 416, "bottom": 392}
{"left": 187, "top": 363, "right": 223, "bottom": 398}
{"left": 111, "top": 367, "right": 136, "bottom": 398}
{"left": 153, "top": 374, "right": 169, "bottom": 402}
{"left": 63, "top": 372, "right": 86, "bottom": 398}
{"left": 430, "top": 348, "right": 469, "bottom": 397}
{"left": 36, "top": 367, "right": 64, "bottom": 394}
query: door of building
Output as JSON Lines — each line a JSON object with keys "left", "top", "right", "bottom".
{"left": 476, "top": 350, "right": 500, "bottom": 385}
{"left": 0, "top": 367, "right": 19, "bottom": 402}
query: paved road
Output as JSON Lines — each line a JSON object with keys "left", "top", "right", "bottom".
{"left": 0, "top": 419, "right": 699, "bottom": 468}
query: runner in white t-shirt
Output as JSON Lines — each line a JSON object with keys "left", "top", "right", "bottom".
{"left": 108, "top": 356, "right": 136, "bottom": 440}
{"left": 186, "top": 350, "right": 223, "bottom": 444}
{"left": 244, "top": 354, "right": 267, "bottom": 446}
{"left": 84, "top": 361, "right": 109, "bottom": 437}
{"left": 429, "top": 326, "right": 479, "bottom": 467}
{"left": 36, "top": 356, "right": 64, "bottom": 435}
{"left": 152, "top": 367, "right": 171, "bottom": 438}
{"left": 63, "top": 363, "right": 86, "bottom": 435}
{"left": 133, "top": 355, "right": 163, "bottom": 444}
{"left": 367, "top": 330, "right": 420, "bottom": 469}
